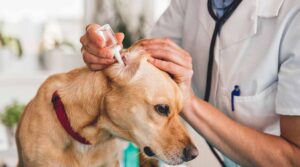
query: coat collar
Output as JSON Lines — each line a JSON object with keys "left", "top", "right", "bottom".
{"left": 258, "top": 0, "right": 285, "bottom": 17}
{"left": 198, "top": 0, "right": 285, "bottom": 49}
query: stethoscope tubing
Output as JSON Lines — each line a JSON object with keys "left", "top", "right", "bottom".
{"left": 204, "top": 0, "right": 242, "bottom": 166}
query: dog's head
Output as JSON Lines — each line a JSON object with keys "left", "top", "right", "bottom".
{"left": 101, "top": 41, "right": 198, "bottom": 165}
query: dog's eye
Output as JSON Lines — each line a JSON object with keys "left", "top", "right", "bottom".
{"left": 154, "top": 104, "right": 170, "bottom": 116}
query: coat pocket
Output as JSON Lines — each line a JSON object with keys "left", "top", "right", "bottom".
{"left": 223, "top": 82, "right": 280, "bottom": 135}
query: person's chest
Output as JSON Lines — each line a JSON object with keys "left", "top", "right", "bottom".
{"left": 181, "top": 0, "right": 290, "bottom": 134}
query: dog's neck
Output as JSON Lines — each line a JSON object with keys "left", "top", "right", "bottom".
{"left": 56, "top": 68, "right": 114, "bottom": 145}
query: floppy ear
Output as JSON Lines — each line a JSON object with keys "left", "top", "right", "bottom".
{"left": 104, "top": 47, "right": 149, "bottom": 85}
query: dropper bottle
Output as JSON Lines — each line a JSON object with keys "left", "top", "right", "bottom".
{"left": 96, "top": 24, "right": 124, "bottom": 66}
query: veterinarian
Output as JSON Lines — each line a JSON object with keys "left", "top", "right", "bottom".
{"left": 80, "top": 0, "right": 300, "bottom": 166}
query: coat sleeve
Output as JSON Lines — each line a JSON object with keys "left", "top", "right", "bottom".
{"left": 276, "top": 10, "right": 300, "bottom": 116}
{"left": 150, "top": 0, "right": 187, "bottom": 46}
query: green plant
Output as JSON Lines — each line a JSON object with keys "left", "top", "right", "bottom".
{"left": 0, "top": 101, "right": 24, "bottom": 128}
{"left": 59, "top": 41, "right": 76, "bottom": 51}
{"left": 0, "top": 32, "right": 23, "bottom": 58}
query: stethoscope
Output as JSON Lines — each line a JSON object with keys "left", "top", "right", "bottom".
{"left": 204, "top": 0, "right": 242, "bottom": 166}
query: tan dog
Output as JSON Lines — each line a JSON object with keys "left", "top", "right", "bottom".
{"left": 16, "top": 41, "right": 198, "bottom": 167}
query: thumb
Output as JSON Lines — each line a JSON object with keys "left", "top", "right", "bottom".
{"left": 115, "top": 33, "right": 125, "bottom": 45}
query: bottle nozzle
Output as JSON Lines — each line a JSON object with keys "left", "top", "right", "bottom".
{"left": 112, "top": 45, "right": 124, "bottom": 66}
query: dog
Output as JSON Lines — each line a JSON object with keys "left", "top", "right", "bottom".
{"left": 16, "top": 41, "right": 199, "bottom": 167}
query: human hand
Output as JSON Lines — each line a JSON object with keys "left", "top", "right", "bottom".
{"left": 141, "top": 38, "right": 195, "bottom": 110}
{"left": 80, "top": 24, "right": 125, "bottom": 70}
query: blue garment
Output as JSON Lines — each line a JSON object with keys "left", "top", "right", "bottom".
{"left": 212, "top": 0, "right": 234, "bottom": 18}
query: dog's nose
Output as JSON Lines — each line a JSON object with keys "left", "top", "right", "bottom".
{"left": 182, "top": 144, "right": 199, "bottom": 162}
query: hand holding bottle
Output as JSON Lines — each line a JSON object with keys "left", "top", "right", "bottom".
{"left": 80, "top": 24, "right": 125, "bottom": 70}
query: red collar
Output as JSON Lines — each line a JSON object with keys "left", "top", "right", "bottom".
{"left": 51, "top": 91, "right": 91, "bottom": 145}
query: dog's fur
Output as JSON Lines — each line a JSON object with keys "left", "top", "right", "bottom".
{"left": 16, "top": 41, "right": 197, "bottom": 167}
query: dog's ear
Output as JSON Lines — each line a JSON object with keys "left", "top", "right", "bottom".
{"left": 104, "top": 48, "right": 149, "bottom": 85}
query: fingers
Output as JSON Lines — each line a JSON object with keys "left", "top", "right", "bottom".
{"left": 81, "top": 23, "right": 124, "bottom": 54}
{"left": 142, "top": 38, "right": 194, "bottom": 84}
{"left": 80, "top": 38, "right": 115, "bottom": 59}
{"left": 97, "top": 47, "right": 115, "bottom": 59}
{"left": 81, "top": 24, "right": 126, "bottom": 71}
{"left": 86, "top": 23, "right": 99, "bottom": 31}
{"left": 86, "top": 24, "right": 124, "bottom": 47}
{"left": 141, "top": 38, "right": 192, "bottom": 68}
{"left": 89, "top": 64, "right": 108, "bottom": 71}
{"left": 147, "top": 57, "right": 189, "bottom": 76}
{"left": 80, "top": 35, "right": 100, "bottom": 55}
{"left": 82, "top": 49, "right": 115, "bottom": 65}
{"left": 141, "top": 38, "right": 188, "bottom": 56}
{"left": 115, "top": 33, "right": 125, "bottom": 45}
{"left": 80, "top": 24, "right": 124, "bottom": 58}
{"left": 148, "top": 57, "right": 193, "bottom": 84}
{"left": 82, "top": 35, "right": 123, "bottom": 58}
{"left": 144, "top": 45, "right": 192, "bottom": 69}
{"left": 86, "top": 24, "right": 104, "bottom": 47}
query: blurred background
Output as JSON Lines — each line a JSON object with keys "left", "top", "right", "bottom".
{"left": 0, "top": 0, "right": 220, "bottom": 166}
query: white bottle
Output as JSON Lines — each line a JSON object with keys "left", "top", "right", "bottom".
{"left": 96, "top": 24, "right": 124, "bottom": 66}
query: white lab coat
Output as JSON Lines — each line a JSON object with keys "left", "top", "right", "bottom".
{"left": 151, "top": 0, "right": 300, "bottom": 154}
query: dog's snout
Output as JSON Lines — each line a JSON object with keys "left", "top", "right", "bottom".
{"left": 182, "top": 144, "right": 199, "bottom": 162}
